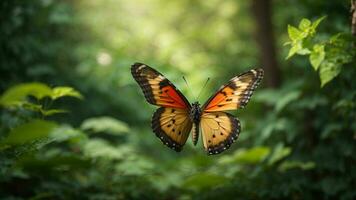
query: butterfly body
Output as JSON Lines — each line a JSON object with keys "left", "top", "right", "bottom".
{"left": 189, "top": 102, "right": 201, "bottom": 145}
{"left": 131, "top": 62, "right": 263, "bottom": 155}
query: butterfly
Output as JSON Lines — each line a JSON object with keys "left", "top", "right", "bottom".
{"left": 131, "top": 63, "right": 263, "bottom": 155}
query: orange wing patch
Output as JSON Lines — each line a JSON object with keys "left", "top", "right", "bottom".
{"left": 152, "top": 107, "right": 192, "bottom": 152}
{"left": 203, "top": 68, "right": 264, "bottom": 112}
{"left": 200, "top": 112, "right": 241, "bottom": 155}
{"left": 131, "top": 63, "right": 190, "bottom": 109}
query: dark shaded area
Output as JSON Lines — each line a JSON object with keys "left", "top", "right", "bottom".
{"left": 251, "top": 0, "right": 281, "bottom": 88}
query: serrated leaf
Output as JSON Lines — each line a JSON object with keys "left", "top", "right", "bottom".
{"left": 0, "top": 120, "right": 58, "bottom": 146}
{"left": 309, "top": 44, "right": 325, "bottom": 70}
{"left": 319, "top": 61, "right": 341, "bottom": 87}
{"left": 51, "top": 86, "right": 83, "bottom": 100}
{"left": 287, "top": 25, "right": 302, "bottom": 41}
{"left": 298, "top": 18, "right": 311, "bottom": 30}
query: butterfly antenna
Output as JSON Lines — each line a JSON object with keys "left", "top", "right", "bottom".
{"left": 182, "top": 76, "right": 196, "bottom": 100}
{"left": 197, "top": 77, "right": 210, "bottom": 100}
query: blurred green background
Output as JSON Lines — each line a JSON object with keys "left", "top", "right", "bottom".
{"left": 1, "top": 0, "right": 355, "bottom": 199}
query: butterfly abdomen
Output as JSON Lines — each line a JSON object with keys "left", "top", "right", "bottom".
{"left": 192, "top": 123, "right": 199, "bottom": 145}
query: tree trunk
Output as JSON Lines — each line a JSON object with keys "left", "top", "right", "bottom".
{"left": 351, "top": 0, "right": 356, "bottom": 36}
{"left": 251, "top": 0, "right": 281, "bottom": 88}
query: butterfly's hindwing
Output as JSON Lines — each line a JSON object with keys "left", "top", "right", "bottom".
{"left": 203, "top": 68, "right": 264, "bottom": 112}
{"left": 131, "top": 63, "right": 190, "bottom": 109}
{"left": 151, "top": 107, "right": 192, "bottom": 152}
{"left": 200, "top": 112, "right": 241, "bottom": 155}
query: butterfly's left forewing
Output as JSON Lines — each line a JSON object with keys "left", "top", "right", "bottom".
{"left": 131, "top": 63, "right": 190, "bottom": 109}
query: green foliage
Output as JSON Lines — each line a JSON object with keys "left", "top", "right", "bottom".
{"left": 0, "top": 82, "right": 82, "bottom": 117}
{"left": 286, "top": 16, "right": 355, "bottom": 87}
{"left": 81, "top": 116, "right": 129, "bottom": 135}
{"left": 183, "top": 173, "right": 228, "bottom": 191}
{"left": 0, "top": 119, "right": 57, "bottom": 147}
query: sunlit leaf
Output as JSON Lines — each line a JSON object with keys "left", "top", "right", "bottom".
{"left": 287, "top": 25, "right": 302, "bottom": 41}
{"left": 311, "top": 16, "right": 326, "bottom": 31}
{"left": 0, "top": 120, "right": 58, "bottom": 146}
{"left": 219, "top": 146, "right": 270, "bottom": 165}
{"left": 0, "top": 83, "right": 52, "bottom": 107}
{"left": 298, "top": 18, "right": 311, "bottom": 30}
{"left": 286, "top": 44, "right": 300, "bottom": 59}
{"left": 309, "top": 44, "right": 325, "bottom": 70}
{"left": 286, "top": 41, "right": 311, "bottom": 59}
{"left": 183, "top": 173, "right": 228, "bottom": 191}
{"left": 51, "top": 86, "right": 83, "bottom": 100}
{"left": 319, "top": 61, "right": 341, "bottom": 87}
{"left": 81, "top": 116, "right": 130, "bottom": 135}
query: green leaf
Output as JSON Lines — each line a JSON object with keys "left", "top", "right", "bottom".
{"left": 50, "top": 125, "right": 86, "bottom": 142}
{"left": 220, "top": 146, "right": 271, "bottom": 164}
{"left": 311, "top": 16, "right": 326, "bottom": 31}
{"left": 278, "top": 160, "right": 315, "bottom": 172}
{"left": 268, "top": 143, "right": 291, "bottom": 165}
{"left": 51, "top": 86, "right": 83, "bottom": 100}
{"left": 286, "top": 42, "right": 310, "bottom": 59}
{"left": 183, "top": 173, "right": 228, "bottom": 191}
{"left": 297, "top": 47, "right": 311, "bottom": 55}
{"left": 287, "top": 25, "right": 302, "bottom": 41}
{"left": 83, "top": 139, "right": 133, "bottom": 160}
{"left": 41, "top": 109, "right": 69, "bottom": 116}
{"left": 0, "top": 83, "right": 52, "bottom": 107}
{"left": 319, "top": 61, "right": 341, "bottom": 87}
{"left": 309, "top": 44, "right": 325, "bottom": 70}
{"left": 116, "top": 157, "right": 155, "bottom": 176}
{"left": 298, "top": 18, "right": 311, "bottom": 30}
{"left": 81, "top": 116, "right": 130, "bottom": 135}
{"left": 286, "top": 44, "right": 300, "bottom": 59}
{"left": 321, "top": 123, "right": 342, "bottom": 139}
{"left": 275, "top": 90, "right": 301, "bottom": 112}
{"left": 0, "top": 120, "right": 58, "bottom": 146}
